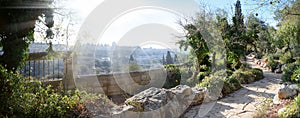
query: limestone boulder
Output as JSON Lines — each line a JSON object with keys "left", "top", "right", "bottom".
{"left": 123, "top": 85, "right": 207, "bottom": 117}
{"left": 278, "top": 84, "right": 298, "bottom": 99}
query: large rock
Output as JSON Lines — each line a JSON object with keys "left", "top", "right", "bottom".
{"left": 278, "top": 84, "right": 298, "bottom": 99}
{"left": 123, "top": 85, "right": 207, "bottom": 117}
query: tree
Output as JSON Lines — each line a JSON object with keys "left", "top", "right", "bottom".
{"left": 231, "top": 0, "right": 247, "bottom": 59}
{"left": 129, "top": 54, "right": 135, "bottom": 62}
{"left": 275, "top": 0, "right": 300, "bottom": 58}
{"left": 174, "top": 54, "right": 178, "bottom": 64}
{"left": 215, "top": 0, "right": 247, "bottom": 70}
{"left": 0, "top": 0, "right": 54, "bottom": 71}
{"left": 166, "top": 51, "right": 173, "bottom": 64}
{"left": 162, "top": 54, "right": 166, "bottom": 65}
{"left": 177, "top": 23, "right": 210, "bottom": 79}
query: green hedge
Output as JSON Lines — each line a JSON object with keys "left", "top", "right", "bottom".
{"left": 163, "top": 64, "right": 181, "bottom": 89}
{"left": 0, "top": 65, "right": 85, "bottom": 117}
{"left": 231, "top": 68, "right": 264, "bottom": 84}
{"left": 222, "top": 76, "right": 242, "bottom": 95}
{"left": 279, "top": 94, "right": 300, "bottom": 118}
{"left": 197, "top": 70, "right": 242, "bottom": 97}
{"left": 267, "top": 59, "right": 280, "bottom": 72}
{"left": 282, "top": 62, "right": 300, "bottom": 83}
{"left": 291, "top": 68, "right": 300, "bottom": 83}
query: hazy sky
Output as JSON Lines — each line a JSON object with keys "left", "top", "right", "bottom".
{"left": 39, "top": 0, "right": 279, "bottom": 48}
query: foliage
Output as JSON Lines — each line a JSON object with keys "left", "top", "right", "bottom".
{"left": 166, "top": 51, "right": 173, "bottom": 64}
{"left": 197, "top": 74, "right": 224, "bottom": 99}
{"left": 216, "top": 0, "right": 249, "bottom": 71}
{"left": 267, "top": 59, "right": 280, "bottom": 72}
{"left": 275, "top": 4, "right": 300, "bottom": 59}
{"left": 291, "top": 67, "right": 300, "bottom": 83}
{"left": 197, "top": 71, "right": 210, "bottom": 82}
{"left": 231, "top": 68, "right": 264, "bottom": 84}
{"left": 0, "top": 65, "right": 87, "bottom": 117}
{"left": 128, "top": 62, "right": 142, "bottom": 72}
{"left": 279, "top": 94, "right": 300, "bottom": 118}
{"left": 282, "top": 62, "right": 300, "bottom": 83}
{"left": 177, "top": 21, "right": 210, "bottom": 80}
{"left": 163, "top": 64, "right": 181, "bottom": 89}
{"left": 222, "top": 76, "right": 242, "bottom": 95}
{"left": 0, "top": 0, "right": 54, "bottom": 71}
{"left": 250, "top": 68, "right": 264, "bottom": 81}
{"left": 253, "top": 98, "right": 273, "bottom": 118}
{"left": 197, "top": 69, "right": 242, "bottom": 98}
{"left": 179, "top": 67, "right": 193, "bottom": 86}
{"left": 280, "top": 52, "right": 295, "bottom": 64}
{"left": 267, "top": 53, "right": 281, "bottom": 60}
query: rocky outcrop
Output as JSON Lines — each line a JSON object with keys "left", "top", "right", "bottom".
{"left": 277, "top": 84, "right": 299, "bottom": 99}
{"left": 117, "top": 85, "right": 208, "bottom": 117}
{"left": 125, "top": 85, "right": 208, "bottom": 111}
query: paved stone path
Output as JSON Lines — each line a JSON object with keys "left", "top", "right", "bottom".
{"left": 183, "top": 56, "right": 282, "bottom": 118}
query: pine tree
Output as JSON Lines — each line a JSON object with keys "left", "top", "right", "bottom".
{"left": 129, "top": 54, "right": 135, "bottom": 63}
{"left": 166, "top": 51, "right": 173, "bottom": 64}
{"left": 231, "top": 0, "right": 247, "bottom": 60}
{"left": 162, "top": 55, "right": 166, "bottom": 65}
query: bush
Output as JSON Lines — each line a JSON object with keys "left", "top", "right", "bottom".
{"left": 279, "top": 94, "right": 300, "bottom": 118}
{"left": 0, "top": 65, "right": 86, "bottom": 117}
{"left": 163, "top": 64, "right": 181, "bottom": 89}
{"left": 197, "top": 70, "right": 242, "bottom": 97}
{"left": 267, "top": 59, "right": 280, "bottom": 72}
{"left": 280, "top": 52, "right": 295, "bottom": 64}
{"left": 282, "top": 62, "right": 300, "bottom": 83}
{"left": 231, "top": 68, "right": 264, "bottom": 84}
{"left": 197, "top": 71, "right": 210, "bottom": 82}
{"left": 231, "top": 69, "right": 252, "bottom": 84}
{"left": 197, "top": 75, "right": 224, "bottom": 99}
{"left": 291, "top": 68, "right": 300, "bottom": 83}
{"left": 267, "top": 53, "right": 281, "bottom": 60}
{"left": 222, "top": 77, "right": 242, "bottom": 95}
{"left": 179, "top": 67, "right": 193, "bottom": 86}
{"left": 250, "top": 68, "right": 264, "bottom": 81}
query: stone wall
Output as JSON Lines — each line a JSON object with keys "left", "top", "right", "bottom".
{"left": 75, "top": 69, "right": 167, "bottom": 96}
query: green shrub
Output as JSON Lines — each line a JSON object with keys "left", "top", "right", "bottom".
{"left": 279, "top": 94, "right": 300, "bottom": 118}
{"left": 253, "top": 98, "right": 273, "bottom": 118}
{"left": 163, "top": 64, "right": 181, "bottom": 88}
{"left": 291, "top": 68, "right": 300, "bottom": 83}
{"left": 231, "top": 68, "right": 263, "bottom": 84}
{"left": 267, "top": 59, "right": 280, "bottom": 72}
{"left": 280, "top": 52, "right": 295, "bottom": 64}
{"left": 222, "top": 77, "right": 242, "bottom": 95}
{"left": 179, "top": 67, "right": 193, "bottom": 86}
{"left": 197, "top": 70, "right": 242, "bottom": 97}
{"left": 282, "top": 62, "right": 300, "bottom": 83}
{"left": 197, "top": 71, "right": 210, "bottom": 82}
{"left": 231, "top": 69, "right": 252, "bottom": 84}
{"left": 226, "top": 70, "right": 234, "bottom": 76}
{"left": 226, "top": 52, "right": 242, "bottom": 70}
{"left": 197, "top": 74, "right": 224, "bottom": 98}
{"left": 267, "top": 53, "right": 281, "bottom": 60}
{"left": 250, "top": 68, "right": 264, "bottom": 81}
{"left": 226, "top": 76, "right": 242, "bottom": 90}
{"left": 0, "top": 65, "right": 86, "bottom": 117}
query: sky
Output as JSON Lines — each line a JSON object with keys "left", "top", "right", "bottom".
{"left": 37, "top": 0, "right": 280, "bottom": 48}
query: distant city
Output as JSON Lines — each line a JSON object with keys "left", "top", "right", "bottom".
{"left": 26, "top": 43, "right": 188, "bottom": 75}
